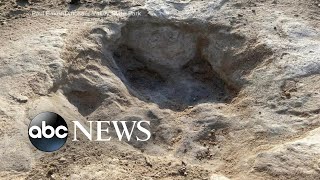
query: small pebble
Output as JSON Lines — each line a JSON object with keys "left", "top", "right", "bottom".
{"left": 59, "top": 157, "right": 67, "bottom": 163}
{"left": 16, "top": 95, "right": 28, "bottom": 103}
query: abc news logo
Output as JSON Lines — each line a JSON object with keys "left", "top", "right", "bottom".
{"left": 28, "top": 112, "right": 151, "bottom": 152}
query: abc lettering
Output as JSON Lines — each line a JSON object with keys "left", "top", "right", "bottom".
{"left": 29, "top": 121, "right": 68, "bottom": 139}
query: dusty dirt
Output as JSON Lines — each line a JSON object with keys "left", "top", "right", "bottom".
{"left": 0, "top": 0, "right": 319, "bottom": 179}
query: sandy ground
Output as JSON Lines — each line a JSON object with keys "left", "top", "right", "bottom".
{"left": 0, "top": 0, "right": 319, "bottom": 179}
